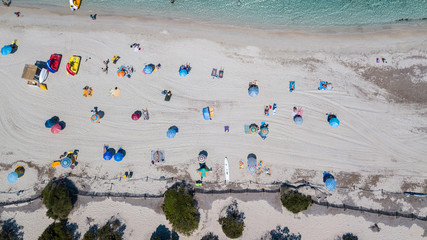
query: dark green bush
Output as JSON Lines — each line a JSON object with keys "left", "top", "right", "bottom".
{"left": 42, "top": 179, "right": 77, "bottom": 220}
{"left": 342, "top": 233, "right": 358, "bottom": 240}
{"left": 82, "top": 219, "right": 124, "bottom": 240}
{"left": 280, "top": 189, "right": 312, "bottom": 214}
{"left": 0, "top": 219, "right": 23, "bottom": 240}
{"left": 200, "top": 232, "right": 219, "bottom": 240}
{"left": 218, "top": 201, "right": 245, "bottom": 239}
{"left": 38, "top": 222, "right": 71, "bottom": 240}
{"left": 162, "top": 187, "right": 199, "bottom": 236}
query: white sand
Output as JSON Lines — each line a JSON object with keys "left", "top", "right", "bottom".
{"left": 1, "top": 5, "right": 427, "bottom": 239}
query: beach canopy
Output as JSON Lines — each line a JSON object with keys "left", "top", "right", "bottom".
{"left": 329, "top": 117, "right": 340, "bottom": 127}
{"left": 179, "top": 69, "right": 187, "bottom": 77}
{"left": 247, "top": 153, "right": 257, "bottom": 173}
{"left": 325, "top": 178, "right": 337, "bottom": 191}
{"left": 294, "top": 115, "right": 303, "bottom": 125}
{"left": 132, "top": 112, "right": 141, "bottom": 121}
{"left": 61, "top": 157, "right": 72, "bottom": 168}
{"left": 144, "top": 64, "right": 154, "bottom": 74}
{"left": 8, "top": 172, "right": 18, "bottom": 183}
{"left": 103, "top": 150, "right": 113, "bottom": 160}
{"left": 1, "top": 45, "right": 12, "bottom": 55}
{"left": 45, "top": 118, "right": 56, "bottom": 128}
{"left": 167, "top": 126, "right": 178, "bottom": 138}
{"left": 249, "top": 124, "right": 259, "bottom": 134}
{"left": 51, "top": 123, "right": 61, "bottom": 134}
{"left": 202, "top": 107, "right": 210, "bottom": 120}
{"left": 248, "top": 85, "right": 259, "bottom": 97}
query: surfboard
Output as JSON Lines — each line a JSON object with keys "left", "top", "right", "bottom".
{"left": 224, "top": 157, "right": 230, "bottom": 183}
{"left": 272, "top": 103, "right": 277, "bottom": 115}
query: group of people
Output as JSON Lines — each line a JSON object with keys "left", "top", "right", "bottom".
{"left": 130, "top": 43, "right": 141, "bottom": 52}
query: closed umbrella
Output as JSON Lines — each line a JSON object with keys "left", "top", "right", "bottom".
{"left": 179, "top": 69, "right": 187, "bottom": 77}
{"left": 132, "top": 112, "right": 141, "bottom": 121}
{"left": 8, "top": 172, "right": 18, "bottom": 183}
{"left": 1, "top": 45, "right": 12, "bottom": 55}
{"left": 61, "top": 157, "right": 72, "bottom": 168}
{"left": 51, "top": 124, "right": 61, "bottom": 134}
{"left": 248, "top": 85, "right": 259, "bottom": 97}
{"left": 294, "top": 115, "right": 303, "bottom": 125}
{"left": 325, "top": 178, "right": 337, "bottom": 191}
{"left": 144, "top": 64, "right": 154, "bottom": 74}
{"left": 329, "top": 117, "right": 340, "bottom": 127}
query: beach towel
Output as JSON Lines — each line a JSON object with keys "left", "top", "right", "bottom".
{"left": 244, "top": 124, "right": 250, "bottom": 134}
{"left": 111, "top": 55, "right": 120, "bottom": 64}
{"left": 239, "top": 159, "right": 244, "bottom": 169}
{"left": 113, "top": 88, "right": 120, "bottom": 97}
{"left": 289, "top": 81, "right": 295, "bottom": 92}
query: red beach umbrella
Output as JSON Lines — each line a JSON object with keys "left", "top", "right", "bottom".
{"left": 131, "top": 112, "right": 141, "bottom": 121}
{"left": 51, "top": 123, "right": 62, "bottom": 134}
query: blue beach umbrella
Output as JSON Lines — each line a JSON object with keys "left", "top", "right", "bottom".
{"left": 1, "top": 45, "right": 12, "bottom": 55}
{"left": 325, "top": 178, "right": 337, "bottom": 191}
{"left": 61, "top": 157, "right": 72, "bottom": 168}
{"left": 8, "top": 172, "right": 18, "bottom": 183}
{"left": 259, "top": 126, "right": 269, "bottom": 137}
{"left": 329, "top": 117, "right": 340, "bottom": 127}
{"left": 103, "top": 151, "right": 113, "bottom": 160}
{"left": 294, "top": 115, "right": 303, "bottom": 125}
{"left": 179, "top": 69, "right": 187, "bottom": 77}
{"left": 167, "top": 127, "right": 178, "bottom": 138}
{"left": 144, "top": 64, "right": 154, "bottom": 74}
{"left": 248, "top": 86, "right": 259, "bottom": 97}
{"left": 45, "top": 118, "right": 55, "bottom": 128}
{"left": 114, "top": 152, "right": 124, "bottom": 162}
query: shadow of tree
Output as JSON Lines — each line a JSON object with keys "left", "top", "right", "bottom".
{"left": 200, "top": 232, "right": 219, "bottom": 240}
{"left": 0, "top": 218, "right": 24, "bottom": 240}
{"left": 150, "top": 224, "right": 179, "bottom": 240}
{"left": 65, "top": 221, "right": 81, "bottom": 240}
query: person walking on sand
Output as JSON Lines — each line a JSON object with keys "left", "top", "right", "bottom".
{"left": 14, "top": 11, "right": 20, "bottom": 17}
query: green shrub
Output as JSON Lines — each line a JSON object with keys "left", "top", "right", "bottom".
{"left": 280, "top": 189, "right": 312, "bottom": 214}
{"left": 38, "top": 222, "right": 71, "bottom": 240}
{"left": 162, "top": 187, "right": 199, "bottom": 236}
{"left": 218, "top": 201, "right": 245, "bottom": 239}
{"left": 0, "top": 219, "right": 23, "bottom": 240}
{"left": 82, "top": 219, "right": 124, "bottom": 240}
{"left": 342, "top": 233, "right": 358, "bottom": 240}
{"left": 200, "top": 232, "right": 219, "bottom": 240}
{"left": 42, "top": 179, "right": 77, "bottom": 220}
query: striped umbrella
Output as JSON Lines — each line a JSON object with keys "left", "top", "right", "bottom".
{"left": 249, "top": 124, "right": 258, "bottom": 134}
{"left": 61, "top": 157, "right": 72, "bottom": 168}
{"left": 91, "top": 114, "right": 99, "bottom": 122}
{"left": 198, "top": 154, "right": 207, "bottom": 164}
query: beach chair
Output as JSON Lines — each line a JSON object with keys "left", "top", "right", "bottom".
{"left": 224, "top": 126, "right": 229, "bottom": 132}
{"left": 211, "top": 68, "right": 217, "bottom": 78}
{"left": 88, "top": 88, "right": 93, "bottom": 97}
{"left": 218, "top": 68, "right": 224, "bottom": 78}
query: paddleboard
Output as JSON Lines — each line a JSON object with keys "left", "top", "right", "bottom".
{"left": 224, "top": 157, "right": 230, "bottom": 183}
{"left": 272, "top": 103, "right": 277, "bottom": 115}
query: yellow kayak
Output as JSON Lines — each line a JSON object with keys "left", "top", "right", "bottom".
{"left": 66, "top": 55, "right": 81, "bottom": 76}
{"left": 69, "top": 0, "right": 81, "bottom": 11}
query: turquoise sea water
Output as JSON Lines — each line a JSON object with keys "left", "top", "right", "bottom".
{"left": 16, "top": 0, "right": 427, "bottom": 29}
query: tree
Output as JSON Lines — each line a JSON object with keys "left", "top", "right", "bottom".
{"left": 42, "top": 179, "right": 77, "bottom": 220}
{"left": 82, "top": 219, "right": 125, "bottom": 240}
{"left": 200, "top": 232, "right": 219, "bottom": 240}
{"left": 280, "top": 189, "right": 312, "bottom": 214}
{"left": 218, "top": 201, "right": 245, "bottom": 239}
{"left": 38, "top": 222, "right": 71, "bottom": 240}
{"left": 0, "top": 219, "right": 23, "bottom": 240}
{"left": 162, "top": 187, "right": 199, "bottom": 236}
{"left": 342, "top": 233, "right": 358, "bottom": 240}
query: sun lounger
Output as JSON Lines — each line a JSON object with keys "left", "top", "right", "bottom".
{"left": 211, "top": 68, "right": 217, "bottom": 78}
{"left": 111, "top": 55, "right": 120, "bottom": 64}
{"left": 113, "top": 88, "right": 120, "bottom": 97}
{"left": 219, "top": 68, "right": 224, "bottom": 78}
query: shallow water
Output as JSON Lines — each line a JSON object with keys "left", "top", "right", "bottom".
{"left": 16, "top": 0, "right": 427, "bottom": 29}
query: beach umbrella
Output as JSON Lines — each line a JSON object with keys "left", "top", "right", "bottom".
{"left": 197, "top": 164, "right": 211, "bottom": 178}
{"left": 179, "top": 69, "right": 187, "bottom": 77}
{"left": 51, "top": 124, "right": 61, "bottom": 134}
{"left": 91, "top": 114, "right": 99, "bottom": 122}
{"left": 103, "top": 151, "right": 113, "bottom": 160}
{"left": 294, "top": 115, "right": 303, "bottom": 125}
{"left": 249, "top": 124, "right": 258, "bottom": 134}
{"left": 45, "top": 118, "right": 55, "bottom": 128}
{"left": 248, "top": 85, "right": 259, "bottom": 97}
{"left": 117, "top": 70, "right": 125, "bottom": 77}
{"left": 15, "top": 166, "right": 25, "bottom": 177}
{"left": 167, "top": 126, "right": 178, "bottom": 138}
{"left": 198, "top": 154, "right": 207, "bottom": 164}
{"left": 8, "top": 172, "right": 18, "bottom": 183}
{"left": 144, "top": 65, "right": 154, "bottom": 74}
{"left": 329, "top": 117, "right": 340, "bottom": 127}
{"left": 114, "top": 152, "right": 124, "bottom": 162}
{"left": 325, "top": 178, "right": 337, "bottom": 191}
{"left": 259, "top": 126, "right": 269, "bottom": 136}
{"left": 1, "top": 45, "right": 12, "bottom": 55}
{"left": 131, "top": 112, "right": 141, "bottom": 121}
{"left": 60, "top": 157, "right": 72, "bottom": 168}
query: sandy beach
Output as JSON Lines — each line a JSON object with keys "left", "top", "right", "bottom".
{"left": 1, "top": 5, "right": 427, "bottom": 239}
